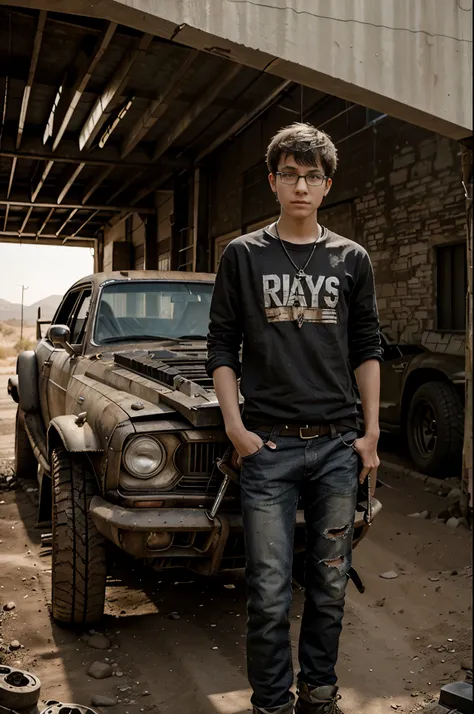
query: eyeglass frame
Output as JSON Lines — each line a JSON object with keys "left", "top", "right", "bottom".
{"left": 274, "top": 171, "right": 329, "bottom": 187}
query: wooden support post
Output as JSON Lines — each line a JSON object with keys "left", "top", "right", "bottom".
{"left": 193, "top": 167, "right": 210, "bottom": 273}
{"left": 461, "top": 142, "right": 472, "bottom": 509}
{"left": 144, "top": 211, "right": 158, "bottom": 270}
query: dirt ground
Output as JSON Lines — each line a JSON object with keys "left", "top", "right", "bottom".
{"left": 0, "top": 360, "right": 472, "bottom": 714}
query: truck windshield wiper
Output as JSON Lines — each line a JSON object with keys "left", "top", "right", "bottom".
{"left": 178, "top": 334, "right": 207, "bottom": 340}
{"left": 100, "top": 334, "right": 182, "bottom": 344}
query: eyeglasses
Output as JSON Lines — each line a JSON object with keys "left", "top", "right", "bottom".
{"left": 275, "top": 171, "right": 328, "bottom": 187}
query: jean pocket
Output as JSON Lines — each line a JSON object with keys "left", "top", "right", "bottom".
{"left": 338, "top": 430, "right": 358, "bottom": 449}
{"left": 241, "top": 444, "right": 265, "bottom": 461}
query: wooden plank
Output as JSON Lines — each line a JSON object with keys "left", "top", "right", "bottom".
{"left": 461, "top": 143, "right": 472, "bottom": 507}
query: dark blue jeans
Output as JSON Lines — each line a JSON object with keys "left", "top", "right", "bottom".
{"left": 240, "top": 428, "right": 359, "bottom": 710}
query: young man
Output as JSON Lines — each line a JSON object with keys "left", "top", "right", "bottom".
{"left": 206, "top": 123, "right": 382, "bottom": 714}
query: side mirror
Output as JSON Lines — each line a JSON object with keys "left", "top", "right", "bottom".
{"left": 48, "top": 324, "right": 77, "bottom": 357}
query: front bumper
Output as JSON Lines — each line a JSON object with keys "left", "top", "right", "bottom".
{"left": 89, "top": 496, "right": 382, "bottom": 568}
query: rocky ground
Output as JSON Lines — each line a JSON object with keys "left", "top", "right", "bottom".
{"left": 0, "top": 364, "right": 472, "bottom": 714}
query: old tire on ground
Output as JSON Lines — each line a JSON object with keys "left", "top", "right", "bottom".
{"left": 0, "top": 666, "right": 41, "bottom": 709}
{"left": 51, "top": 447, "right": 107, "bottom": 626}
{"left": 15, "top": 408, "right": 37, "bottom": 480}
{"left": 406, "top": 380, "right": 463, "bottom": 477}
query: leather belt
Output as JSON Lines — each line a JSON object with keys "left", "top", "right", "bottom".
{"left": 254, "top": 423, "right": 355, "bottom": 440}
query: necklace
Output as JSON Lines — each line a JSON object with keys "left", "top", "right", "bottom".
{"left": 274, "top": 223, "right": 324, "bottom": 279}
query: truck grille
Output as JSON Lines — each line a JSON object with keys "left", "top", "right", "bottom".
{"left": 175, "top": 441, "right": 228, "bottom": 494}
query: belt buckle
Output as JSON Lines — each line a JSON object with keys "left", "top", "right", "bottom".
{"left": 299, "top": 425, "right": 316, "bottom": 440}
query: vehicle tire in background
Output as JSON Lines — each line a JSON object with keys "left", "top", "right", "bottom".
{"left": 15, "top": 408, "right": 37, "bottom": 480}
{"left": 51, "top": 447, "right": 107, "bottom": 625}
{"left": 406, "top": 380, "right": 463, "bottom": 477}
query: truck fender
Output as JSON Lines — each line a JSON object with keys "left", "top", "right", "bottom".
{"left": 17, "top": 351, "right": 40, "bottom": 413}
{"left": 48, "top": 415, "right": 103, "bottom": 455}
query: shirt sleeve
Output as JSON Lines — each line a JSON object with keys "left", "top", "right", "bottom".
{"left": 206, "top": 246, "right": 243, "bottom": 378}
{"left": 348, "top": 251, "right": 383, "bottom": 370}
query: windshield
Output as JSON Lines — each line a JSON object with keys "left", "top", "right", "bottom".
{"left": 93, "top": 281, "right": 213, "bottom": 344}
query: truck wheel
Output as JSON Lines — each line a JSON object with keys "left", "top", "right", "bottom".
{"left": 406, "top": 381, "right": 463, "bottom": 477}
{"left": 51, "top": 447, "right": 107, "bottom": 625}
{"left": 15, "top": 408, "right": 37, "bottom": 480}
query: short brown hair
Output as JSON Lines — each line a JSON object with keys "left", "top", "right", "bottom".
{"left": 266, "top": 122, "right": 338, "bottom": 177}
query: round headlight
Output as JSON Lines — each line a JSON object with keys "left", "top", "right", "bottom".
{"left": 123, "top": 437, "right": 166, "bottom": 479}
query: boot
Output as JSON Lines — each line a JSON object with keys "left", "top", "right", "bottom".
{"left": 253, "top": 699, "right": 294, "bottom": 714}
{"left": 295, "top": 683, "right": 344, "bottom": 714}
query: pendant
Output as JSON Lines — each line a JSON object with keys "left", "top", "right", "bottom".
{"left": 297, "top": 269, "right": 306, "bottom": 279}
{"left": 297, "top": 312, "right": 305, "bottom": 328}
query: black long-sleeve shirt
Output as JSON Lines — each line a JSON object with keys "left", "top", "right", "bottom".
{"left": 206, "top": 226, "right": 382, "bottom": 426}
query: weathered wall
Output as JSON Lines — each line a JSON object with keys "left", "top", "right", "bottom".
{"left": 12, "top": 0, "right": 471, "bottom": 139}
{"left": 209, "top": 110, "right": 465, "bottom": 344}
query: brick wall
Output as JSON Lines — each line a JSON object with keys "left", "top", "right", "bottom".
{"left": 354, "top": 132, "right": 465, "bottom": 343}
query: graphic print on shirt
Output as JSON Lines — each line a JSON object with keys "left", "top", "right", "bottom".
{"left": 263, "top": 273, "right": 340, "bottom": 328}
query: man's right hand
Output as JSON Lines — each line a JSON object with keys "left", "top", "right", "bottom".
{"left": 226, "top": 426, "right": 276, "bottom": 465}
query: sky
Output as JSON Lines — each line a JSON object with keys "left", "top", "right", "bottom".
{"left": 0, "top": 243, "right": 94, "bottom": 305}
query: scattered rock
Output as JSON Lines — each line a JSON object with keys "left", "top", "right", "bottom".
{"left": 380, "top": 570, "right": 399, "bottom": 580}
{"left": 437, "top": 509, "right": 451, "bottom": 522}
{"left": 3, "top": 601, "right": 16, "bottom": 611}
{"left": 168, "top": 612, "right": 180, "bottom": 620}
{"left": 447, "top": 488, "right": 462, "bottom": 502}
{"left": 224, "top": 584, "right": 236, "bottom": 589}
{"left": 87, "top": 633, "right": 112, "bottom": 650}
{"left": 446, "top": 517, "right": 460, "bottom": 529}
{"left": 91, "top": 695, "right": 118, "bottom": 707}
{"left": 408, "top": 510, "right": 430, "bottom": 519}
{"left": 88, "top": 661, "right": 113, "bottom": 679}
{"left": 9, "top": 640, "right": 21, "bottom": 650}
{"left": 461, "top": 657, "right": 473, "bottom": 671}
{"left": 115, "top": 671, "right": 124, "bottom": 677}
{"left": 375, "top": 598, "right": 386, "bottom": 607}
{"left": 428, "top": 576, "right": 440, "bottom": 582}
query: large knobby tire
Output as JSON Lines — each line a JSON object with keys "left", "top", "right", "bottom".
{"left": 406, "top": 380, "right": 463, "bottom": 477}
{"left": 51, "top": 447, "right": 107, "bottom": 626}
{"left": 15, "top": 408, "right": 37, "bottom": 480}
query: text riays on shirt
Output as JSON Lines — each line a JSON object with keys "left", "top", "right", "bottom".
{"left": 263, "top": 273, "right": 340, "bottom": 309}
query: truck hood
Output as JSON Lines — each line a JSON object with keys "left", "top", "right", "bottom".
{"left": 82, "top": 346, "right": 228, "bottom": 427}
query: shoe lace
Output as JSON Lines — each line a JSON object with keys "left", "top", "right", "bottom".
{"left": 324, "top": 694, "right": 343, "bottom": 714}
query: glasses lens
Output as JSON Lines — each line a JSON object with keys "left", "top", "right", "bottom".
{"left": 280, "top": 173, "right": 297, "bottom": 184}
{"left": 306, "top": 175, "right": 324, "bottom": 186}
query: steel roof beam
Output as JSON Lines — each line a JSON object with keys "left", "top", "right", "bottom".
{"left": 57, "top": 162, "right": 85, "bottom": 204}
{"left": 31, "top": 160, "right": 54, "bottom": 202}
{"left": 195, "top": 79, "right": 292, "bottom": 162}
{"left": 121, "top": 49, "right": 200, "bottom": 159}
{"left": 19, "top": 205, "right": 34, "bottom": 233}
{"left": 16, "top": 10, "right": 46, "bottom": 150}
{"left": 37, "top": 206, "right": 54, "bottom": 236}
{"left": 0, "top": 198, "right": 154, "bottom": 213}
{"left": 52, "top": 22, "right": 117, "bottom": 151}
{"left": 152, "top": 63, "right": 243, "bottom": 163}
{"left": 7, "top": 157, "right": 17, "bottom": 199}
{"left": 82, "top": 166, "right": 113, "bottom": 204}
{"left": 79, "top": 32, "right": 153, "bottom": 152}
{"left": 0, "top": 146, "right": 189, "bottom": 170}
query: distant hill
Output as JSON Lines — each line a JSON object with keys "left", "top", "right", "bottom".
{"left": 0, "top": 295, "right": 62, "bottom": 324}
